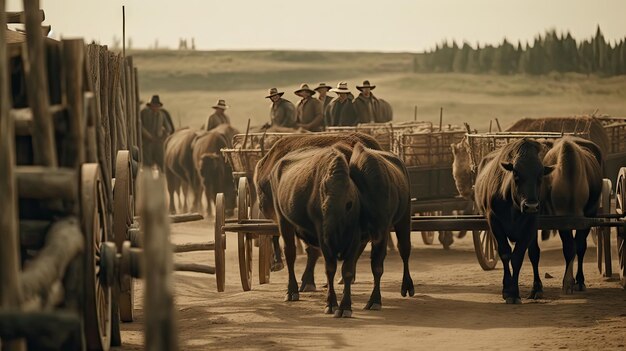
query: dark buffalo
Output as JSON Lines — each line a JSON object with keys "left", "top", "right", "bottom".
{"left": 474, "top": 139, "right": 553, "bottom": 304}
{"left": 254, "top": 132, "right": 381, "bottom": 284}
{"left": 542, "top": 136, "right": 603, "bottom": 293}
{"left": 349, "top": 143, "right": 415, "bottom": 309}
{"left": 192, "top": 125, "right": 237, "bottom": 216}
{"left": 270, "top": 146, "right": 361, "bottom": 317}
{"left": 164, "top": 127, "right": 202, "bottom": 213}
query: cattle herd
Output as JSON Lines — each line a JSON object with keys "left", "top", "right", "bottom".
{"left": 163, "top": 115, "right": 613, "bottom": 317}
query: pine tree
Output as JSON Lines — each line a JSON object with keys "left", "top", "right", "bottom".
{"left": 452, "top": 42, "right": 471, "bottom": 72}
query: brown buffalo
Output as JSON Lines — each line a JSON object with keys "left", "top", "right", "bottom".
{"left": 349, "top": 143, "right": 415, "bottom": 309}
{"left": 450, "top": 136, "right": 473, "bottom": 200}
{"left": 192, "top": 125, "right": 236, "bottom": 216}
{"left": 164, "top": 127, "right": 202, "bottom": 214}
{"left": 542, "top": 136, "right": 603, "bottom": 293}
{"left": 254, "top": 132, "right": 381, "bottom": 284}
{"left": 270, "top": 146, "right": 361, "bottom": 317}
{"left": 474, "top": 139, "right": 553, "bottom": 304}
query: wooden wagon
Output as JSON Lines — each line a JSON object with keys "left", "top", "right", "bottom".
{"left": 0, "top": 5, "right": 177, "bottom": 350}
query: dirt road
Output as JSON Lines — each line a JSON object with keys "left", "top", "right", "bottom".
{"left": 117, "top": 220, "right": 626, "bottom": 350}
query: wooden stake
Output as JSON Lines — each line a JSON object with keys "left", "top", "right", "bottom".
{"left": 439, "top": 107, "right": 443, "bottom": 131}
{"left": 61, "top": 39, "right": 86, "bottom": 168}
{"left": 23, "top": 0, "right": 57, "bottom": 167}
{"left": 122, "top": 6, "right": 126, "bottom": 57}
{"left": 495, "top": 118, "right": 502, "bottom": 132}
{"left": 413, "top": 105, "right": 417, "bottom": 121}
{"left": 0, "top": 1, "right": 27, "bottom": 349}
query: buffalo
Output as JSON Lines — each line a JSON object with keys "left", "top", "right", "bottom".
{"left": 164, "top": 128, "right": 202, "bottom": 214}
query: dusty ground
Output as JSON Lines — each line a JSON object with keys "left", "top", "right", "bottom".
{"left": 116, "top": 219, "right": 626, "bottom": 350}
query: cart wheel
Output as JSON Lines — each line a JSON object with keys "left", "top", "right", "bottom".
{"left": 214, "top": 193, "right": 226, "bottom": 292}
{"left": 596, "top": 179, "right": 613, "bottom": 277}
{"left": 114, "top": 150, "right": 135, "bottom": 322}
{"left": 251, "top": 201, "right": 271, "bottom": 285}
{"left": 615, "top": 168, "right": 626, "bottom": 288}
{"left": 237, "top": 177, "right": 253, "bottom": 291}
{"left": 81, "top": 164, "right": 112, "bottom": 351}
{"left": 472, "top": 229, "right": 498, "bottom": 271}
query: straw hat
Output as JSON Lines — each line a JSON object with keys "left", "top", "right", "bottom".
{"left": 265, "top": 87, "right": 284, "bottom": 98}
{"left": 356, "top": 80, "right": 376, "bottom": 91}
{"left": 294, "top": 83, "right": 316, "bottom": 96}
{"left": 330, "top": 82, "right": 351, "bottom": 94}
{"left": 314, "top": 82, "right": 332, "bottom": 91}
{"left": 146, "top": 95, "right": 163, "bottom": 107}
{"left": 212, "top": 99, "right": 229, "bottom": 110}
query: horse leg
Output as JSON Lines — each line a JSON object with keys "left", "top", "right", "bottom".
{"left": 527, "top": 234, "right": 544, "bottom": 299}
{"left": 365, "top": 234, "right": 387, "bottom": 310}
{"left": 558, "top": 230, "right": 576, "bottom": 294}
{"left": 322, "top": 250, "right": 338, "bottom": 314}
{"left": 278, "top": 218, "right": 299, "bottom": 302}
{"left": 300, "top": 245, "right": 320, "bottom": 292}
{"left": 181, "top": 182, "right": 189, "bottom": 213}
{"left": 574, "top": 228, "right": 590, "bottom": 291}
{"left": 395, "top": 213, "right": 415, "bottom": 297}
{"left": 271, "top": 236, "right": 284, "bottom": 272}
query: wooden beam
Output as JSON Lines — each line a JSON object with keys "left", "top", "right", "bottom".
{"left": 11, "top": 105, "right": 67, "bottom": 136}
{"left": 170, "top": 213, "right": 204, "bottom": 223}
{"left": 15, "top": 166, "right": 77, "bottom": 200}
{"left": 140, "top": 169, "right": 179, "bottom": 350}
{"left": 174, "top": 263, "right": 215, "bottom": 275}
{"left": 61, "top": 39, "right": 86, "bottom": 168}
{"left": 173, "top": 242, "right": 215, "bottom": 253}
{"left": 23, "top": 0, "right": 57, "bottom": 167}
{"left": 6, "top": 9, "right": 45, "bottom": 24}
{"left": 20, "top": 217, "right": 84, "bottom": 307}
{"left": 0, "top": 1, "right": 27, "bottom": 349}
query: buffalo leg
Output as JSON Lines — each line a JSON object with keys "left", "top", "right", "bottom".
{"left": 558, "top": 230, "right": 576, "bottom": 294}
{"left": 574, "top": 229, "right": 590, "bottom": 291}
{"left": 490, "top": 217, "right": 513, "bottom": 301}
{"left": 166, "top": 172, "right": 178, "bottom": 214}
{"left": 338, "top": 241, "right": 365, "bottom": 285}
{"left": 300, "top": 245, "right": 320, "bottom": 292}
{"left": 271, "top": 236, "right": 284, "bottom": 272}
{"left": 395, "top": 212, "right": 415, "bottom": 297}
{"left": 278, "top": 218, "right": 299, "bottom": 302}
{"left": 181, "top": 182, "right": 189, "bottom": 213}
{"left": 365, "top": 236, "right": 387, "bottom": 310}
{"left": 527, "top": 234, "right": 543, "bottom": 299}
{"left": 336, "top": 253, "right": 356, "bottom": 318}
{"left": 323, "top": 252, "right": 338, "bottom": 314}
{"left": 508, "top": 236, "right": 529, "bottom": 304}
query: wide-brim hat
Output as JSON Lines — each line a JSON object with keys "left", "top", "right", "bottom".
{"left": 330, "top": 81, "right": 351, "bottom": 94}
{"left": 265, "top": 87, "right": 284, "bottom": 98}
{"left": 146, "top": 94, "right": 163, "bottom": 107}
{"left": 314, "top": 82, "right": 332, "bottom": 91}
{"left": 294, "top": 83, "right": 316, "bottom": 96}
{"left": 356, "top": 80, "right": 376, "bottom": 91}
{"left": 212, "top": 99, "right": 229, "bottom": 110}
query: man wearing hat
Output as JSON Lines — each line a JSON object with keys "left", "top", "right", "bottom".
{"left": 266, "top": 88, "right": 296, "bottom": 128}
{"left": 352, "top": 80, "right": 391, "bottom": 124}
{"left": 140, "top": 95, "right": 174, "bottom": 170}
{"left": 325, "top": 82, "right": 358, "bottom": 126}
{"left": 315, "top": 82, "right": 333, "bottom": 114}
{"left": 203, "top": 99, "right": 231, "bottom": 131}
{"left": 294, "top": 83, "right": 324, "bottom": 132}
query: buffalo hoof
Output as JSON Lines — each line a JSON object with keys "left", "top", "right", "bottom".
{"left": 438, "top": 231, "right": 454, "bottom": 250}
{"left": 333, "top": 309, "right": 352, "bottom": 318}
{"left": 271, "top": 261, "right": 285, "bottom": 272}
{"left": 299, "top": 283, "right": 317, "bottom": 292}
{"left": 324, "top": 305, "right": 337, "bottom": 314}
{"left": 364, "top": 302, "right": 382, "bottom": 311}
{"left": 284, "top": 292, "right": 299, "bottom": 302}
{"left": 562, "top": 282, "right": 575, "bottom": 294}
{"left": 401, "top": 280, "right": 415, "bottom": 297}
{"left": 505, "top": 297, "right": 522, "bottom": 304}
{"left": 574, "top": 282, "right": 587, "bottom": 292}
{"left": 527, "top": 290, "right": 543, "bottom": 300}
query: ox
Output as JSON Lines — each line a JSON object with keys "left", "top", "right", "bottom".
{"left": 474, "top": 139, "right": 553, "bottom": 304}
{"left": 254, "top": 132, "right": 381, "bottom": 287}
{"left": 542, "top": 136, "right": 603, "bottom": 293}
{"left": 270, "top": 147, "right": 361, "bottom": 317}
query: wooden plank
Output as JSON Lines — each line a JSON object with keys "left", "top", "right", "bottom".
{"left": 15, "top": 166, "right": 77, "bottom": 200}
{"left": 134, "top": 67, "right": 142, "bottom": 157}
{"left": 0, "top": 1, "right": 27, "bottom": 349}
{"left": 22, "top": 0, "right": 57, "bottom": 167}
{"left": 170, "top": 213, "right": 204, "bottom": 223}
{"left": 174, "top": 263, "right": 215, "bottom": 275}
{"left": 173, "top": 242, "right": 215, "bottom": 253}
{"left": 6, "top": 9, "right": 44, "bottom": 24}
{"left": 61, "top": 39, "right": 86, "bottom": 168}
{"left": 12, "top": 105, "right": 67, "bottom": 136}
{"left": 140, "top": 170, "right": 179, "bottom": 350}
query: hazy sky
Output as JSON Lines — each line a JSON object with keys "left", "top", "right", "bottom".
{"left": 6, "top": 0, "right": 626, "bottom": 52}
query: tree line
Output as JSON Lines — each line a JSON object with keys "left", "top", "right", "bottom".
{"left": 413, "top": 26, "right": 626, "bottom": 76}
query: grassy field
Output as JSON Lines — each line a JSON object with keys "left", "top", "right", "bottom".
{"left": 130, "top": 49, "right": 626, "bottom": 132}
